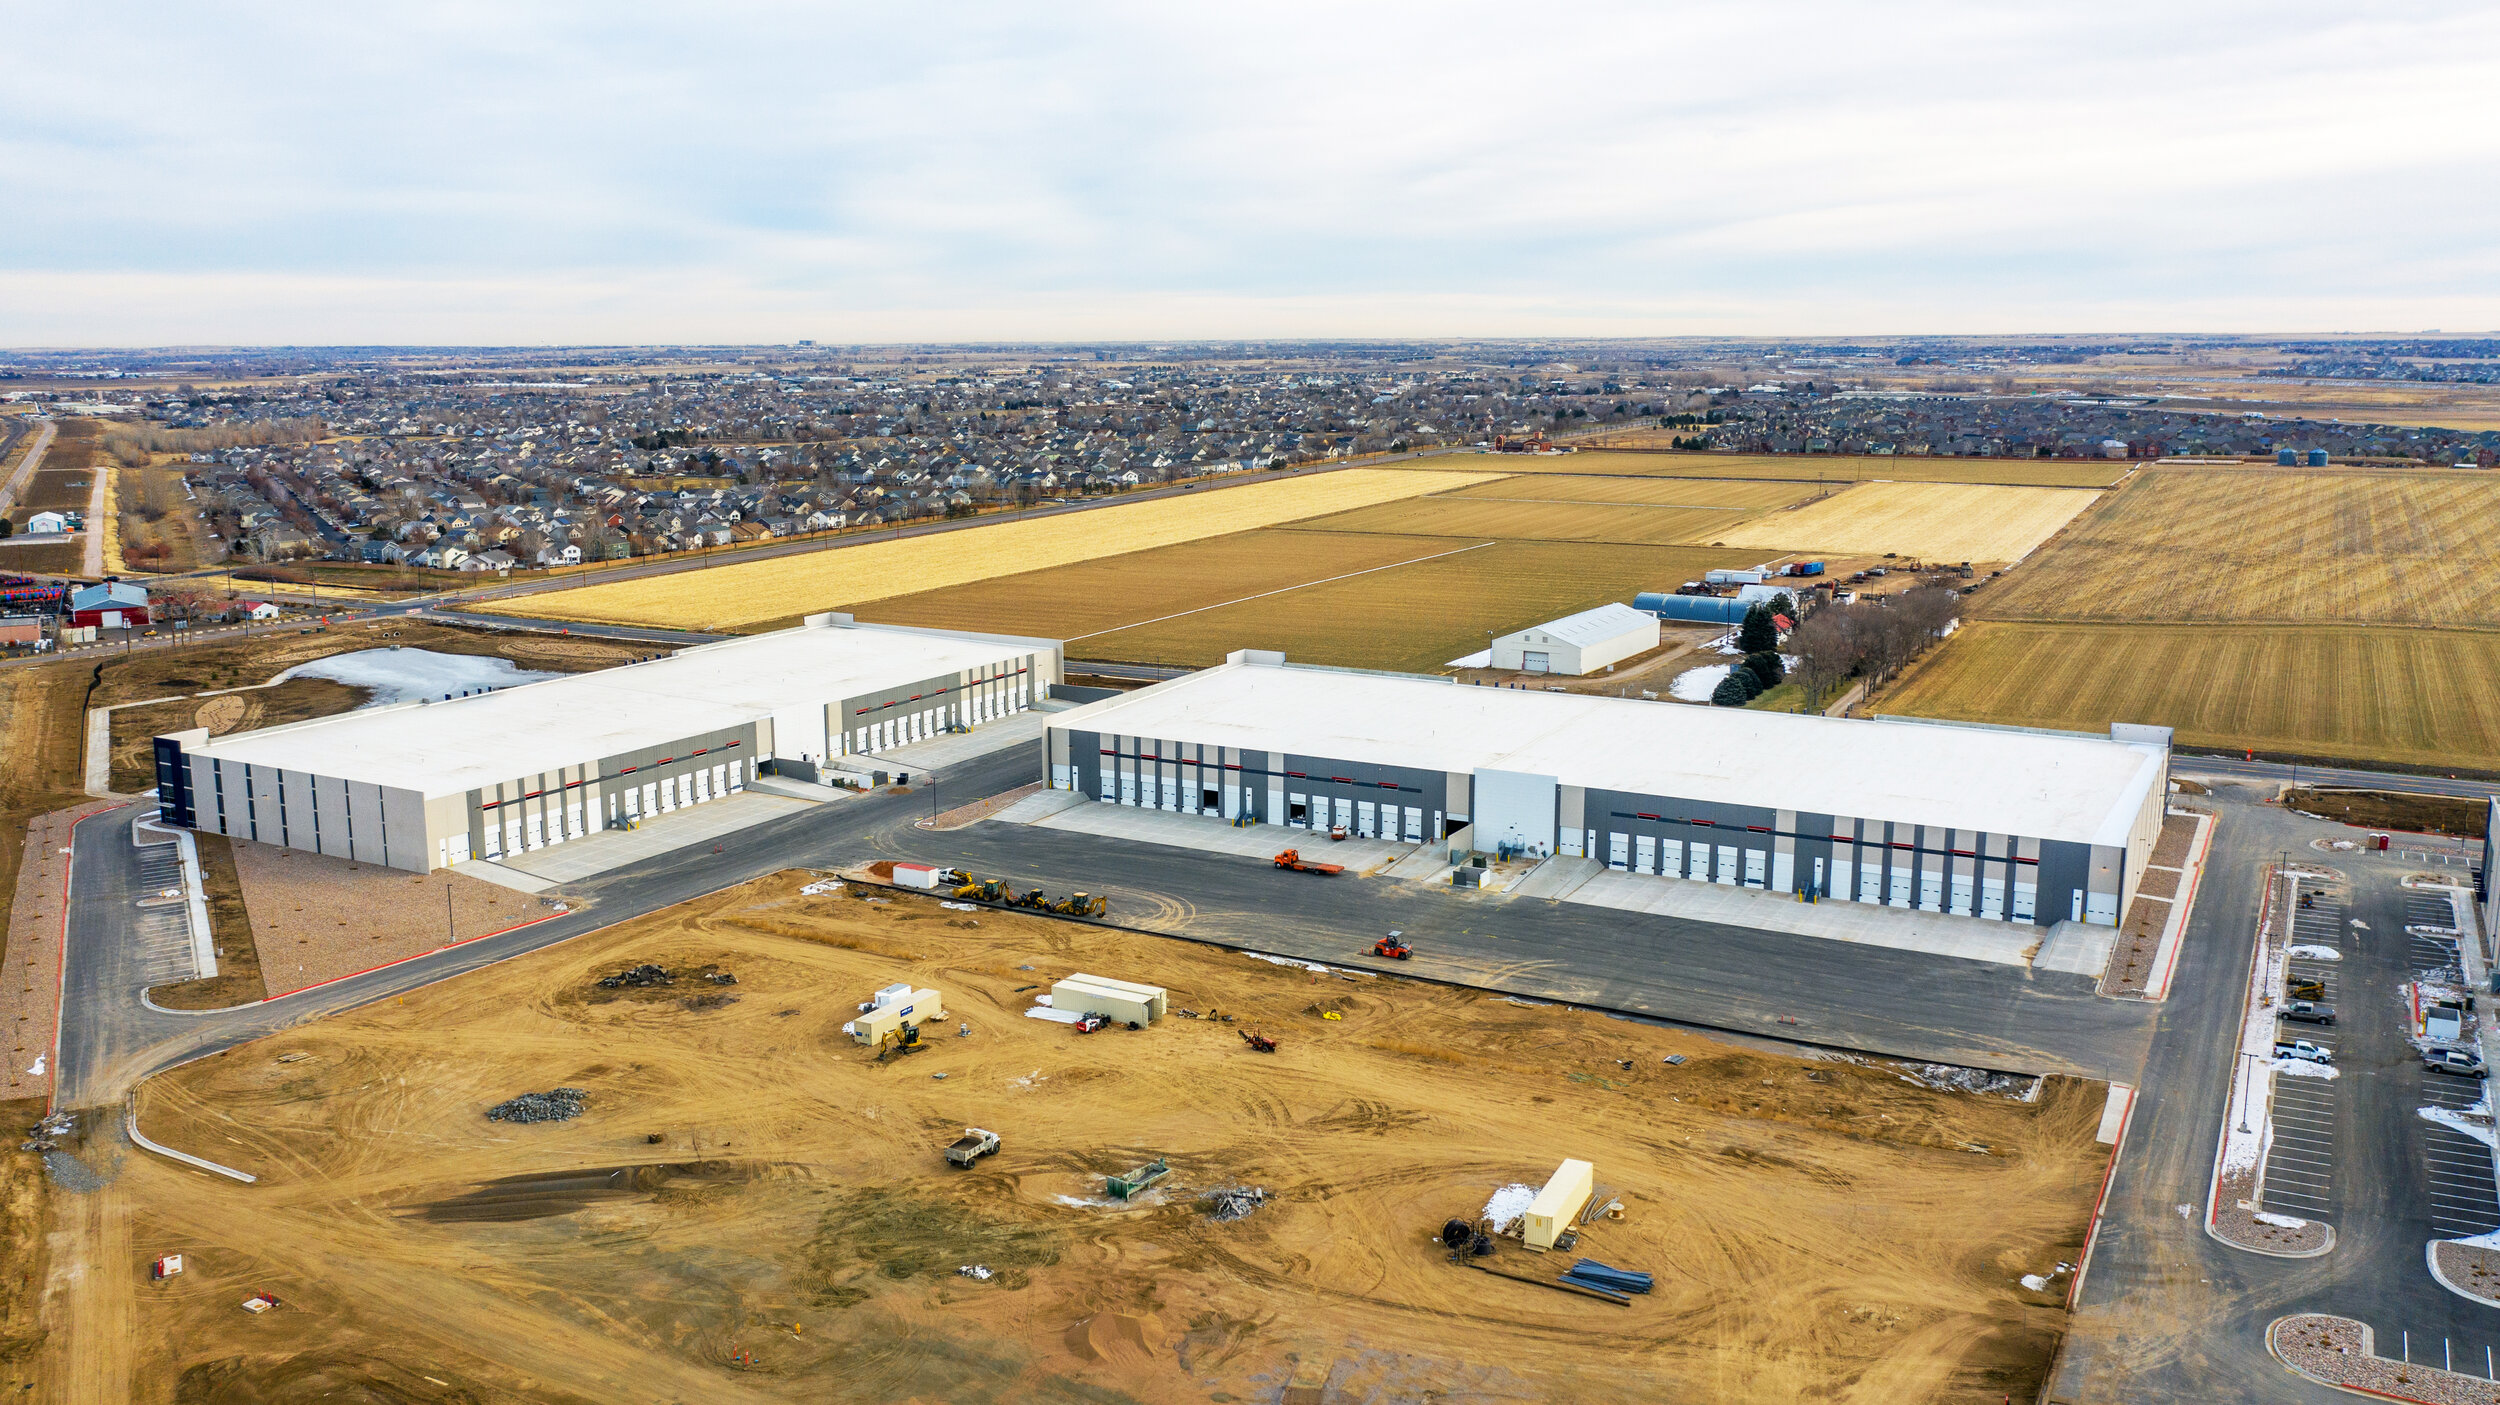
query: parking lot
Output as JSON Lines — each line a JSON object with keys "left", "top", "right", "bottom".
{"left": 2264, "top": 878, "right": 2349, "bottom": 1224}
{"left": 2403, "top": 887, "right": 2499, "bottom": 1240}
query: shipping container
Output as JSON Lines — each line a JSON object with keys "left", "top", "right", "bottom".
{"left": 1523, "top": 1159, "right": 1594, "bottom": 1251}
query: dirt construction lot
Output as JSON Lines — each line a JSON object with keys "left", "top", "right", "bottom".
{"left": 92, "top": 874, "right": 2110, "bottom": 1403}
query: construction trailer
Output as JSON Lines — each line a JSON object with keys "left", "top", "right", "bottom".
{"left": 845, "top": 986, "right": 946, "bottom": 1045}
{"left": 1522, "top": 1159, "right": 1595, "bottom": 1251}
{"left": 1049, "top": 973, "right": 1167, "bottom": 1026}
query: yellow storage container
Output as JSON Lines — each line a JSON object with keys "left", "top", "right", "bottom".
{"left": 1522, "top": 1158, "right": 1594, "bottom": 1251}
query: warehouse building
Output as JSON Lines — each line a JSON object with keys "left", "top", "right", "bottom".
{"left": 1043, "top": 651, "right": 2170, "bottom": 929}
{"left": 1489, "top": 602, "right": 1658, "bottom": 675}
{"left": 154, "top": 614, "right": 1059, "bottom": 872}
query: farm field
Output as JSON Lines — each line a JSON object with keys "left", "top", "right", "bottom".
{"left": 1975, "top": 468, "right": 2500, "bottom": 626}
{"left": 1295, "top": 494, "right": 1799, "bottom": 548}
{"left": 850, "top": 528, "right": 1476, "bottom": 643}
{"left": 1465, "top": 449, "right": 2130, "bottom": 489}
{"left": 1879, "top": 622, "right": 2500, "bottom": 772}
{"left": 1073, "top": 538, "right": 1756, "bottom": 672}
{"left": 1440, "top": 475, "right": 1821, "bottom": 510}
{"left": 1713, "top": 482, "right": 2102, "bottom": 563}
{"left": 89, "top": 872, "right": 2104, "bottom": 1404}
{"left": 510, "top": 467, "right": 1497, "bottom": 631}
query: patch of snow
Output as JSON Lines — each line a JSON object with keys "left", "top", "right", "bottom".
{"left": 2177, "top": 1203, "right": 2196, "bottom": 1222}
{"left": 24, "top": 1055, "right": 42, "bottom": 1078}
{"left": 1244, "top": 952, "right": 1329, "bottom": 973}
{"left": 2271, "top": 1059, "right": 2339, "bottom": 1080}
{"left": 1024, "top": 1006, "right": 1083, "bottom": 1024}
{"left": 278, "top": 647, "right": 565, "bottom": 706}
{"left": 2350, "top": 919, "right": 2368, "bottom": 930}
{"left": 2253, "top": 1211, "right": 2309, "bottom": 1229}
{"left": 800, "top": 879, "right": 843, "bottom": 896}
{"left": 1445, "top": 649, "right": 1492, "bottom": 668}
{"left": 2450, "top": 1227, "right": 2500, "bottom": 1250}
{"left": 2422, "top": 1105, "right": 2498, "bottom": 1150}
{"left": 2020, "top": 1274, "right": 2050, "bottom": 1291}
{"left": 1669, "top": 664, "right": 1731, "bottom": 701}
{"left": 939, "top": 901, "right": 979, "bottom": 911}
{"left": 1483, "top": 1183, "right": 1537, "bottom": 1232}
{"left": 2284, "top": 945, "right": 2341, "bottom": 961}
{"left": 1940, "top": 618, "right": 1961, "bottom": 638}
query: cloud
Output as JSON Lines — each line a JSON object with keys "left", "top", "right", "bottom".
{"left": 3, "top": 1, "right": 2496, "bottom": 342}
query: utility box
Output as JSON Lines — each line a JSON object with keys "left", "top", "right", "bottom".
{"left": 1050, "top": 973, "right": 1167, "bottom": 1026}
{"left": 847, "top": 987, "right": 945, "bottom": 1044}
{"left": 894, "top": 863, "right": 943, "bottom": 890}
{"left": 1522, "top": 1158, "right": 1595, "bottom": 1251}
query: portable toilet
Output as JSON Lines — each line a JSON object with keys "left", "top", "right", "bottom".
{"left": 1522, "top": 1158, "right": 1595, "bottom": 1251}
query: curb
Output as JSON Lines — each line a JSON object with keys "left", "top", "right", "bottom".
{"left": 2267, "top": 1314, "right": 2496, "bottom": 1405}
{"left": 124, "top": 1096, "right": 254, "bottom": 1183}
{"left": 2427, "top": 1239, "right": 2500, "bottom": 1310}
{"left": 2142, "top": 810, "right": 2217, "bottom": 1002}
{"left": 2066, "top": 1082, "right": 2137, "bottom": 1310}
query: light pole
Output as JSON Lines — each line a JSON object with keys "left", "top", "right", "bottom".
{"left": 2238, "top": 1050, "right": 2258, "bottom": 1134}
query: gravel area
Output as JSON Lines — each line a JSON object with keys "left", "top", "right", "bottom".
{"left": 230, "top": 838, "right": 562, "bottom": 997}
{"left": 919, "top": 783, "right": 1044, "bottom": 832}
{"left": 0, "top": 801, "right": 127, "bottom": 1100}
{"left": 2137, "top": 865, "right": 2182, "bottom": 900}
{"left": 2212, "top": 1168, "right": 2330, "bottom": 1254}
{"left": 2436, "top": 1242, "right": 2500, "bottom": 1307}
{"left": 2098, "top": 894, "right": 2173, "bottom": 998}
{"left": 2151, "top": 812, "right": 2199, "bottom": 869}
{"left": 2275, "top": 1313, "right": 2500, "bottom": 1403}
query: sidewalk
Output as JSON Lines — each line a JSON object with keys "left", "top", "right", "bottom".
{"left": 1028, "top": 803, "right": 1419, "bottom": 876}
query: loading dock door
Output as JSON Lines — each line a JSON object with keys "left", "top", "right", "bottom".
{"left": 1160, "top": 775, "right": 1178, "bottom": 810}
{"left": 1716, "top": 845, "right": 1737, "bottom": 885}
{"left": 1635, "top": 835, "right": 1656, "bottom": 874}
{"left": 1522, "top": 651, "right": 1550, "bottom": 673}
{"left": 1334, "top": 797, "right": 1352, "bottom": 831}
{"left": 1919, "top": 872, "right": 1945, "bottom": 909}
{"left": 1744, "top": 849, "right": 1767, "bottom": 886}
{"left": 1120, "top": 771, "right": 1137, "bottom": 805}
{"left": 1607, "top": 832, "right": 1629, "bottom": 870}
{"left": 1356, "top": 801, "right": 1376, "bottom": 838}
{"left": 1403, "top": 807, "right": 1423, "bottom": 843}
{"left": 642, "top": 783, "right": 658, "bottom": 816}
{"left": 1662, "top": 839, "right": 1683, "bottom": 876}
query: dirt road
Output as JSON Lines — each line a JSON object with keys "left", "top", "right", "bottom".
{"left": 0, "top": 417, "right": 56, "bottom": 518}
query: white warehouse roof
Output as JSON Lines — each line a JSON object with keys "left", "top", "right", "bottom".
{"left": 1054, "top": 656, "right": 2166, "bottom": 848}
{"left": 186, "top": 620, "right": 1047, "bottom": 798}
{"left": 1500, "top": 601, "right": 1655, "bottom": 647}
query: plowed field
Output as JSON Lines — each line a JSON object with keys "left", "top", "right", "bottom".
{"left": 1440, "top": 450, "right": 2129, "bottom": 488}
{"left": 1975, "top": 469, "right": 2500, "bottom": 625}
{"left": 1880, "top": 622, "right": 2500, "bottom": 771}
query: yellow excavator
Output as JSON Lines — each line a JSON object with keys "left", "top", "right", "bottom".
{"left": 953, "top": 876, "right": 1009, "bottom": 902}
{"left": 1052, "top": 891, "right": 1108, "bottom": 917}
{"left": 873, "top": 1021, "right": 925, "bottom": 1062}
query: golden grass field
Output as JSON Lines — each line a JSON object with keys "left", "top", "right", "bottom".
{"left": 1481, "top": 449, "right": 2131, "bottom": 489}
{"left": 856, "top": 528, "right": 1477, "bottom": 641}
{"left": 512, "top": 468, "right": 1497, "bottom": 629}
{"left": 1714, "top": 482, "right": 2103, "bottom": 563}
{"left": 1440, "top": 474, "right": 1819, "bottom": 510}
{"left": 862, "top": 530, "right": 1755, "bottom": 673}
{"left": 1881, "top": 622, "right": 2500, "bottom": 771}
{"left": 1295, "top": 495, "right": 1797, "bottom": 547}
{"left": 1975, "top": 468, "right": 2500, "bottom": 626}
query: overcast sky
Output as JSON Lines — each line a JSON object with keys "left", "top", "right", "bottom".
{"left": 6, "top": 2, "right": 2496, "bottom": 345}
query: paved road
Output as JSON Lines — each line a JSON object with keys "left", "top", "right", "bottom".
{"left": 2051, "top": 779, "right": 2500, "bottom": 1402}
{"left": 2179, "top": 752, "right": 2500, "bottom": 802}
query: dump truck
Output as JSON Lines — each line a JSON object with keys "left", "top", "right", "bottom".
{"left": 945, "top": 1128, "right": 1002, "bottom": 1167}
{"left": 1273, "top": 849, "right": 1344, "bottom": 875}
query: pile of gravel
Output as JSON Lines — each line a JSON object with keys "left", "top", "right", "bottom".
{"left": 1201, "top": 1185, "right": 1270, "bottom": 1223}
{"left": 486, "top": 1088, "right": 589, "bottom": 1124}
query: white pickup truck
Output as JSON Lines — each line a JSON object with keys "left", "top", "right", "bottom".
{"left": 2274, "top": 1039, "right": 2334, "bottom": 1065}
{"left": 944, "top": 1127, "right": 1001, "bottom": 1168}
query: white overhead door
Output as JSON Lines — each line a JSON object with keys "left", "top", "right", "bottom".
{"left": 1332, "top": 797, "right": 1352, "bottom": 830}
{"left": 1745, "top": 849, "right": 1767, "bottom": 886}
{"left": 1716, "top": 846, "right": 1738, "bottom": 885}
{"left": 1662, "top": 839, "right": 1683, "bottom": 877}
{"left": 1403, "top": 807, "right": 1423, "bottom": 842}
{"left": 1634, "top": 835, "right": 1656, "bottom": 874}
{"left": 1522, "top": 651, "right": 1549, "bottom": 673}
{"left": 1356, "top": 801, "right": 1376, "bottom": 838}
{"left": 1607, "top": 832, "right": 1629, "bottom": 870}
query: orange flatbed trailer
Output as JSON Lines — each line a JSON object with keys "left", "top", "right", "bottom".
{"left": 1272, "top": 848, "right": 1344, "bottom": 875}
